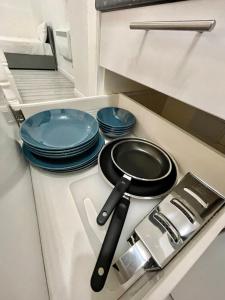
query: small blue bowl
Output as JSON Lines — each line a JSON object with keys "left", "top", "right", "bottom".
{"left": 100, "top": 126, "right": 131, "bottom": 134}
{"left": 97, "top": 107, "right": 136, "bottom": 128}
{"left": 100, "top": 130, "right": 130, "bottom": 138}
{"left": 99, "top": 125, "right": 132, "bottom": 133}
{"left": 97, "top": 120, "right": 134, "bottom": 131}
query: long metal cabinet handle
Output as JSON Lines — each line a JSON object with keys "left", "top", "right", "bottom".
{"left": 130, "top": 20, "right": 216, "bottom": 32}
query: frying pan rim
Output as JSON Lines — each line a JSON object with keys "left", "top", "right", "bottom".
{"left": 98, "top": 137, "right": 178, "bottom": 200}
{"left": 110, "top": 139, "right": 172, "bottom": 182}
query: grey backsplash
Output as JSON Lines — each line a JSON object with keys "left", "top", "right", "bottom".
{"left": 125, "top": 89, "right": 225, "bottom": 155}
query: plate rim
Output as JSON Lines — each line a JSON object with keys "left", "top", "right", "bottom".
{"left": 20, "top": 108, "right": 99, "bottom": 150}
{"left": 22, "top": 135, "right": 105, "bottom": 171}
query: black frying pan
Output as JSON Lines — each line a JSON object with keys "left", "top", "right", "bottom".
{"left": 97, "top": 138, "right": 172, "bottom": 225}
{"left": 91, "top": 197, "right": 130, "bottom": 292}
{"left": 91, "top": 138, "right": 177, "bottom": 292}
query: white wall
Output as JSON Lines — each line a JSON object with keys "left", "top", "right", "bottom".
{"left": 29, "top": 0, "right": 44, "bottom": 26}
{"left": 38, "top": 0, "right": 74, "bottom": 79}
{"left": 0, "top": 0, "right": 40, "bottom": 38}
{"left": 67, "top": 0, "right": 99, "bottom": 95}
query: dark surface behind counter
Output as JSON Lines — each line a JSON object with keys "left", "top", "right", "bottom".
{"left": 95, "top": 0, "right": 184, "bottom": 12}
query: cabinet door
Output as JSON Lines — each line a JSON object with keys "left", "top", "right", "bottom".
{"left": 100, "top": 0, "right": 225, "bottom": 120}
{"left": 172, "top": 233, "right": 225, "bottom": 300}
{"left": 0, "top": 111, "right": 49, "bottom": 300}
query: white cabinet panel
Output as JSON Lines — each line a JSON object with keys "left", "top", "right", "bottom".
{"left": 0, "top": 112, "right": 49, "bottom": 300}
{"left": 172, "top": 233, "right": 225, "bottom": 300}
{"left": 100, "top": 0, "right": 225, "bottom": 119}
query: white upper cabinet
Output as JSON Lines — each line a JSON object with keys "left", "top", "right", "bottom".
{"left": 100, "top": 0, "right": 225, "bottom": 120}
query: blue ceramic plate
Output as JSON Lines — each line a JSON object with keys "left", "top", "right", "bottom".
{"left": 97, "top": 107, "right": 136, "bottom": 128}
{"left": 20, "top": 109, "right": 99, "bottom": 150}
{"left": 23, "top": 133, "right": 99, "bottom": 157}
{"left": 23, "top": 131, "right": 99, "bottom": 153}
{"left": 48, "top": 159, "right": 98, "bottom": 173}
{"left": 25, "top": 142, "right": 97, "bottom": 158}
{"left": 22, "top": 135, "right": 105, "bottom": 171}
{"left": 24, "top": 134, "right": 100, "bottom": 159}
{"left": 24, "top": 141, "right": 97, "bottom": 158}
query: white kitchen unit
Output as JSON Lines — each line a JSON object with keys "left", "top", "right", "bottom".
{"left": 0, "top": 107, "right": 49, "bottom": 299}
{"left": 100, "top": 0, "right": 225, "bottom": 120}
{"left": 4, "top": 92, "right": 225, "bottom": 300}
{"left": 171, "top": 232, "right": 225, "bottom": 300}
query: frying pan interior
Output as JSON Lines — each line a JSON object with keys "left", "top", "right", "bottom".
{"left": 99, "top": 138, "right": 177, "bottom": 198}
{"left": 112, "top": 140, "right": 171, "bottom": 181}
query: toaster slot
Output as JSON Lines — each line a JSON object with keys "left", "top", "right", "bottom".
{"left": 153, "top": 212, "right": 181, "bottom": 244}
{"left": 171, "top": 198, "right": 195, "bottom": 224}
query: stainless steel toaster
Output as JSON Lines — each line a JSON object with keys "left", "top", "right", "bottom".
{"left": 113, "top": 173, "right": 225, "bottom": 284}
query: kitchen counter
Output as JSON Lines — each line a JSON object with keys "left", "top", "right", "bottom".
{"left": 17, "top": 94, "right": 225, "bottom": 300}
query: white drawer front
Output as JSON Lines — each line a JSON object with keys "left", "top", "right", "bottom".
{"left": 100, "top": 0, "right": 225, "bottom": 120}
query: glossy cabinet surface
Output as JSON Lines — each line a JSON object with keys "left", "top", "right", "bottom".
{"left": 172, "top": 233, "right": 225, "bottom": 300}
{"left": 0, "top": 111, "right": 49, "bottom": 300}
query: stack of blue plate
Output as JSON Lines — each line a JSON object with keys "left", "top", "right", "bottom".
{"left": 97, "top": 107, "right": 136, "bottom": 138}
{"left": 20, "top": 109, "right": 104, "bottom": 172}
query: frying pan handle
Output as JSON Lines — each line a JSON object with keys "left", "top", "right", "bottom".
{"left": 91, "top": 197, "right": 130, "bottom": 292}
{"left": 97, "top": 175, "right": 131, "bottom": 225}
